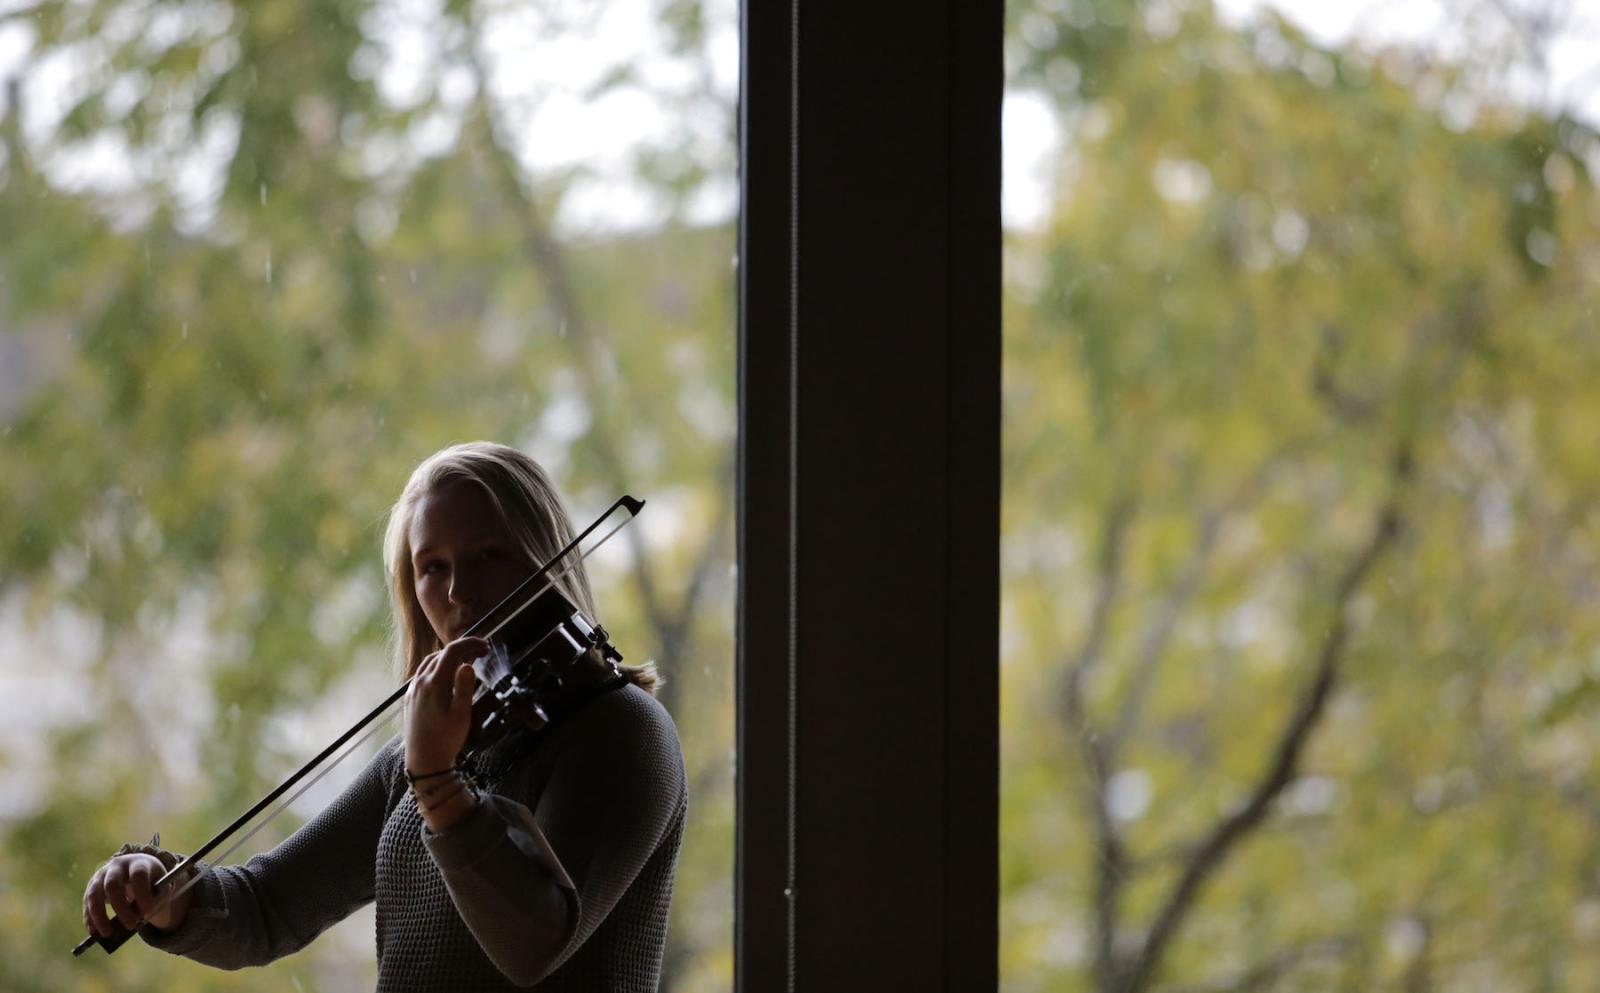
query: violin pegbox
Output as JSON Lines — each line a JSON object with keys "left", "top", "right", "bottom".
{"left": 466, "top": 596, "right": 606, "bottom": 754}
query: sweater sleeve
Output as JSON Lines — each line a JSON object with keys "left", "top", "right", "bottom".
{"left": 421, "top": 688, "right": 686, "bottom": 986}
{"left": 138, "top": 736, "right": 401, "bottom": 968}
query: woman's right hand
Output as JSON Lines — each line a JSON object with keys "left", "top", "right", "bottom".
{"left": 83, "top": 853, "right": 193, "bottom": 937}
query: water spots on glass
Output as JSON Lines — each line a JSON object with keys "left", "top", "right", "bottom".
{"left": 1386, "top": 916, "right": 1427, "bottom": 963}
{"left": 1272, "top": 210, "right": 1309, "bottom": 257}
{"left": 1152, "top": 157, "right": 1211, "bottom": 204}
{"left": 1545, "top": 154, "right": 1575, "bottom": 193}
{"left": 1282, "top": 775, "right": 1338, "bottom": 816}
{"left": 1106, "top": 768, "right": 1151, "bottom": 823}
{"left": 1018, "top": 13, "right": 1058, "bottom": 51}
{"left": 1301, "top": 51, "right": 1336, "bottom": 88}
{"left": 1046, "top": 58, "right": 1081, "bottom": 95}
{"left": 1574, "top": 900, "right": 1600, "bottom": 942}
{"left": 1525, "top": 229, "right": 1557, "bottom": 268}
{"left": 1143, "top": 1, "right": 1182, "bottom": 41}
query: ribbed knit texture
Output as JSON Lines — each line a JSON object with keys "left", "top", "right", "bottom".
{"left": 142, "top": 683, "right": 686, "bottom": 992}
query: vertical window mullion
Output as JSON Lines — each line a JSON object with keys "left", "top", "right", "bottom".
{"left": 738, "top": 0, "right": 1000, "bottom": 989}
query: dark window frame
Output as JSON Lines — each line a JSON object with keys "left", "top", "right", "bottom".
{"left": 736, "top": 1, "right": 1002, "bottom": 988}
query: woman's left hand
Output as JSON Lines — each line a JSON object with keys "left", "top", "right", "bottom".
{"left": 404, "top": 636, "right": 488, "bottom": 775}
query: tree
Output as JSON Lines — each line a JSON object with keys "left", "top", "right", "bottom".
{"left": 1002, "top": 1, "right": 1600, "bottom": 990}
{"left": 0, "top": 1, "right": 737, "bottom": 991}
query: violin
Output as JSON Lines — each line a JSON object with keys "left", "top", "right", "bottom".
{"left": 72, "top": 495, "right": 644, "bottom": 957}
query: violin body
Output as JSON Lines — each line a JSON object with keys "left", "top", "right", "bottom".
{"left": 465, "top": 585, "right": 624, "bottom": 756}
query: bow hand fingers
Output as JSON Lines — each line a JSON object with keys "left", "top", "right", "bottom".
{"left": 84, "top": 868, "right": 112, "bottom": 937}
{"left": 84, "top": 852, "right": 177, "bottom": 937}
{"left": 127, "top": 857, "right": 164, "bottom": 917}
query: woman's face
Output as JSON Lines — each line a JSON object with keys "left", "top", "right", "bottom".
{"left": 408, "top": 481, "right": 530, "bottom": 645}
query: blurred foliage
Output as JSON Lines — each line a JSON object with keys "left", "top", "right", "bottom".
{"left": 1002, "top": 1, "right": 1600, "bottom": 991}
{"left": 0, "top": 1, "right": 734, "bottom": 991}
{"left": 6, "top": 0, "right": 1600, "bottom": 992}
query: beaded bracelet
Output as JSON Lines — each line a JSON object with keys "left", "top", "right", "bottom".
{"left": 419, "top": 779, "right": 473, "bottom": 813}
{"left": 413, "top": 772, "right": 463, "bottom": 801}
{"left": 404, "top": 764, "right": 462, "bottom": 784}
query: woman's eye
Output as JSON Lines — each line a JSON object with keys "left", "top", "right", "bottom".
{"left": 421, "top": 561, "right": 445, "bottom": 575}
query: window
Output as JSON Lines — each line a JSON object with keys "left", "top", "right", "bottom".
{"left": 0, "top": 1, "right": 739, "bottom": 989}
{"left": 1002, "top": 1, "right": 1600, "bottom": 989}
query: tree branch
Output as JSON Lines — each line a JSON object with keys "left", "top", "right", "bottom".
{"left": 1063, "top": 494, "right": 1137, "bottom": 729}
{"left": 1060, "top": 493, "right": 1137, "bottom": 990}
{"left": 1105, "top": 508, "right": 1219, "bottom": 757}
{"left": 1105, "top": 440, "right": 1308, "bottom": 762}
{"left": 1161, "top": 935, "right": 1358, "bottom": 993}
{"left": 646, "top": 451, "right": 737, "bottom": 711}
{"left": 457, "top": 35, "right": 731, "bottom": 714}
{"left": 1123, "top": 440, "right": 1414, "bottom": 993}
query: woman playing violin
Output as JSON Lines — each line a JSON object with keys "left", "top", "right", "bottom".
{"left": 80, "top": 442, "right": 687, "bottom": 992}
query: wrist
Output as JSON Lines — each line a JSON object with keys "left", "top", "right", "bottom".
{"left": 403, "top": 744, "right": 462, "bottom": 775}
{"left": 418, "top": 779, "right": 479, "bottom": 832}
{"left": 405, "top": 761, "right": 463, "bottom": 783}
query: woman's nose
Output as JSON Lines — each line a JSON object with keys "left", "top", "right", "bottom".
{"left": 448, "top": 570, "right": 478, "bottom": 604}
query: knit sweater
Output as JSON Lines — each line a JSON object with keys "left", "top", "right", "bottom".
{"left": 140, "top": 682, "right": 686, "bottom": 992}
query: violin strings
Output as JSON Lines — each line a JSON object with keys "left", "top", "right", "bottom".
{"left": 154, "top": 514, "right": 632, "bottom": 915}
{"left": 479, "top": 510, "right": 636, "bottom": 647}
{"left": 468, "top": 511, "right": 637, "bottom": 708}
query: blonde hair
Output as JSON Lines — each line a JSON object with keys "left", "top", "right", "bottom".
{"left": 382, "top": 441, "right": 659, "bottom": 693}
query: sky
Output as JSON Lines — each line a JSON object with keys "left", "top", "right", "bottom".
{"left": 3, "top": 0, "right": 1595, "bottom": 234}
{"left": 1003, "top": 0, "right": 1600, "bottom": 228}
{"left": 0, "top": 0, "right": 741, "bottom": 234}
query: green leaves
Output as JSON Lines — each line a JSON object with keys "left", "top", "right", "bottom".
{"left": 2, "top": 1, "right": 735, "bottom": 990}
{"left": 1003, "top": 2, "right": 1600, "bottom": 989}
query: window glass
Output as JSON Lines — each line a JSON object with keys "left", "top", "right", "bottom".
{"left": 0, "top": 1, "right": 736, "bottom": 989}
{"left": 1003, "top": 1, "right": 1599, "bottom": 989}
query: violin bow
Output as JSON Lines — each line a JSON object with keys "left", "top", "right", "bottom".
{"left": 73, "top": 494, "right": 644, "bottom": 956}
